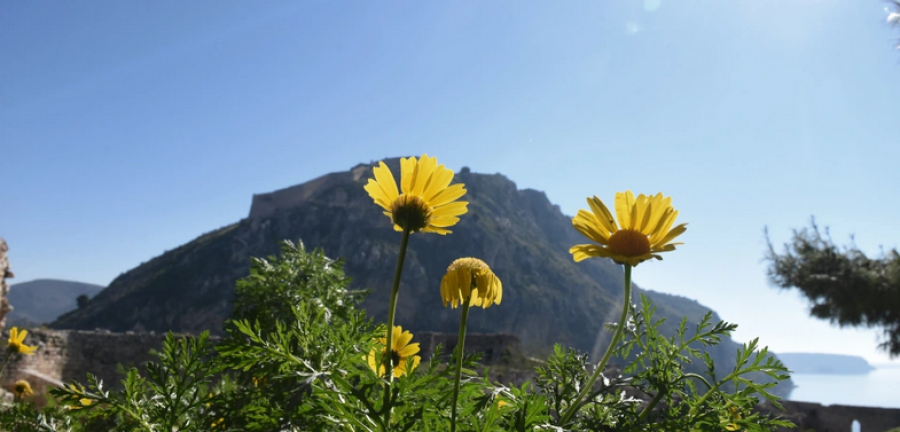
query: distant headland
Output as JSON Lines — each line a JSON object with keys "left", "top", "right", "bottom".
{"left": 778, "top": 353, "right": 875, "bottom": 375}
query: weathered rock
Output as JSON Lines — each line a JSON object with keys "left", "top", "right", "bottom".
{"left": 0, "top": 237, "right": 14, "bottom": 332}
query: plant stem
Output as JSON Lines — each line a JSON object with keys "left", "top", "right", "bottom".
{"left": 0, "top": 351, "right": 13, "bottom": 382}
{"left": 559, "top": 264, "right": 633, "bottom": 425}
{"left": 382, "top": 225, "right": 411, "bottom": 431}
{"left": 637, "top": 390, "right": 664, "bottom": 421}
{"left": 688, "top": 372, "right": 736, "bottom": 418}
{"left": 450, "top": 298, "right": 472, "bottom": 432}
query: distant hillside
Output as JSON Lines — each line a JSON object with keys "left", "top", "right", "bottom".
{"left": 778, "top": 353, "right": 875, "bottom": 375}
{"left": 51, "top": 158, "right": 792, "bottom": 395}
{"left": 8, "top": 279, "right": 104, "bottom": 327}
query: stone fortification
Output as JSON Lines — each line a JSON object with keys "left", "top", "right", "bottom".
{"left": 415, "top": 332, "right": 536, "bottom": 385}
{"left": 760, "top": 400, "right": 900, "bottom": 432}
{"left": 248, "top": 164, "right": 370, "bottom": 219}
{"left": 0, "top": 237, "right": 13, "bottom": 332}
{"left": 3, "top": 329, "right": 172, "bottom": 401}
{"left": 2, "top": 329, "right": 528, "bottom": 399}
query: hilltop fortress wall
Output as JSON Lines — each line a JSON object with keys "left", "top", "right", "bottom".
{"left": 2, "top": 329, "right": 166, "bottom": 400}
{"left": 762, "top": 400, "right": 900, "bottom": 432}
{"left": 1, "top": 328, "right": 526, "bottom": 400}
{"left": 249, "top": 164, "right": 370, "bottom": 219}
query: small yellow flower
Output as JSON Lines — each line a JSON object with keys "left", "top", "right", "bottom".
{"left": 570, "top": 191, "right": 687, "bottom": 266}
{"left": 440, "top": 258, "right": 502, "bottom": 309}
{"left": 212, "top": 417, "right": 225, "bottom": 429}
{"left": 365, "top": 326, "right": 421, "bottom": 378}
{"left": 364, "top": 154, "right": 468, "bottom": 234}
{"left": 496, "top": 399, "right": 509, "bottom": 408}
{"left": 65, "top": 384, "right": 93, "bottom": 409}
{"left": 13, "top": 380, "right": 33, "bottom": 398}
{"left": 721, "top": 405, "right": 743, "bottom": 431}
{"left": 7, "top": 327, "right": 37, "bottom": 355}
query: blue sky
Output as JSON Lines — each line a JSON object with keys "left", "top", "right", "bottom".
{"left": 3, "top": 1, "right": 900, "bottom": 363}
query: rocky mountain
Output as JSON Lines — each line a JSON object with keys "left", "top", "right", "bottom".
{"left": 8, "top": 279, "right": 104, "bottom": 327}
{"left": 51, "top": 158, "right": 791, "bottom": 394}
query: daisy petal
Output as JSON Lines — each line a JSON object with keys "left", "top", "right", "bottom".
{"left": 429, "top": 184, "right": 467, "bottom": 208}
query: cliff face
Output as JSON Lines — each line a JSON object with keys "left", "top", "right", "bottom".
{"left": 51, "top": 159, "right": 790, "bottom": 393}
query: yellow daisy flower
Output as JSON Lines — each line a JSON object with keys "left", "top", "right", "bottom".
{"left": 364, "top": 154, "right": 468, "bottom": 234}
{"left": 569, "top": 191, "right": 687, "bottom": 266}
{"left": 7, "top": 327, "right": 37, "bottom": 355}
{"left": 366, "top": 326, "right": 421, "bottom": 378}
{"left": 13, "top": 380, "right": 33, "bottom": 398}
{"left": 440, "top": 258, "right": 503, "bottom": 309}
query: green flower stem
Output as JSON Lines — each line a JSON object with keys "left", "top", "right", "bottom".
{"left": 382, "top": 225, "right": 411, "bottom": 431}
{"left": 0, "top": 350, "right": 13, "bottom": 382}
{"left": 559, "top": 264, "right": 633, "bottom": 425}
{"left": 688, "top": 370, "right": 740, "bottom": 419}
{"left": 637, "top": 390, "right": 664, "bottom": 421}
{"left": 450, "top": 298, "right": 472, "bottom": 432}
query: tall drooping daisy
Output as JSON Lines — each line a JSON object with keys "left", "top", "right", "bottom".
{"left": 364, "top": 155, "right": 468, "bottom": 427}
{"left": 7, "top": 327, "right": 37, "bottom": 355}
{"left": 440, "top": 257, "right": 503, "bottom": 309}
{"left": 569, "top": 191, "right": 686, "bottom": 267}
{"left": 13, "top": 379, "right": 33, "bottom": 399}
{"left": 366, "top": 326, "right": 421, "bottom": 378}
{"left": 561, "top": 191, "right": 687, "bottom": 425}
{"left": 440, "top": 257, "right": 502, "bottom": 432}
{"left": 364, "top": 154, "right": 468, "bottom": 235}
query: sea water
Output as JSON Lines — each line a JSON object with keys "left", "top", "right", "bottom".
{"left": 787, "top": 366, "right": 900, "bottom": 409}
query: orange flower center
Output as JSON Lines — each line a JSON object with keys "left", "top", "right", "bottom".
{"left": 390, "top": 195, "right": 432, "bottom": 232}
{"left": 607, "top": 229, "right": 651, "bottom": 257}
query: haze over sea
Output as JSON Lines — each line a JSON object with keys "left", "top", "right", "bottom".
{"left": 788, "top": 365, "right": 900, "bottom": 409}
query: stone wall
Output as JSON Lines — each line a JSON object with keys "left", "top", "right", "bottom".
{"left": 1, "top": 329, "right": 530, "bottom": 398}
{"left": 415, "top": 331, "right": 536, "bottom": 385}
{"left": 760, "top": 400, "right": 900, "bottom": 432}
{"left": 0, "top": 237, "right": 14, "bottom": 332}
{"left": 248, "top": 164, "right": 370, "bottom": 219}
{"left": 2, "top": 329, "right": 174, "bottom": 400}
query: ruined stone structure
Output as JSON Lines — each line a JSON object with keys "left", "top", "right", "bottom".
{"left": 0, "top": 237, "right": 13, "bottom": 332}
{"left": 3, "top": 329, "right": 173, "bottom": 401}
{"left": 415, "top": 332, "right": 536, "bottom": 385}
{"left": 2, "top": 328, "right": 530, "bottom": 401}
{"left": 248, "top": 164, "right": 370, "bottom": 219}
{"left": 760, "top": 400, "right": 900, "bottom": 432}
